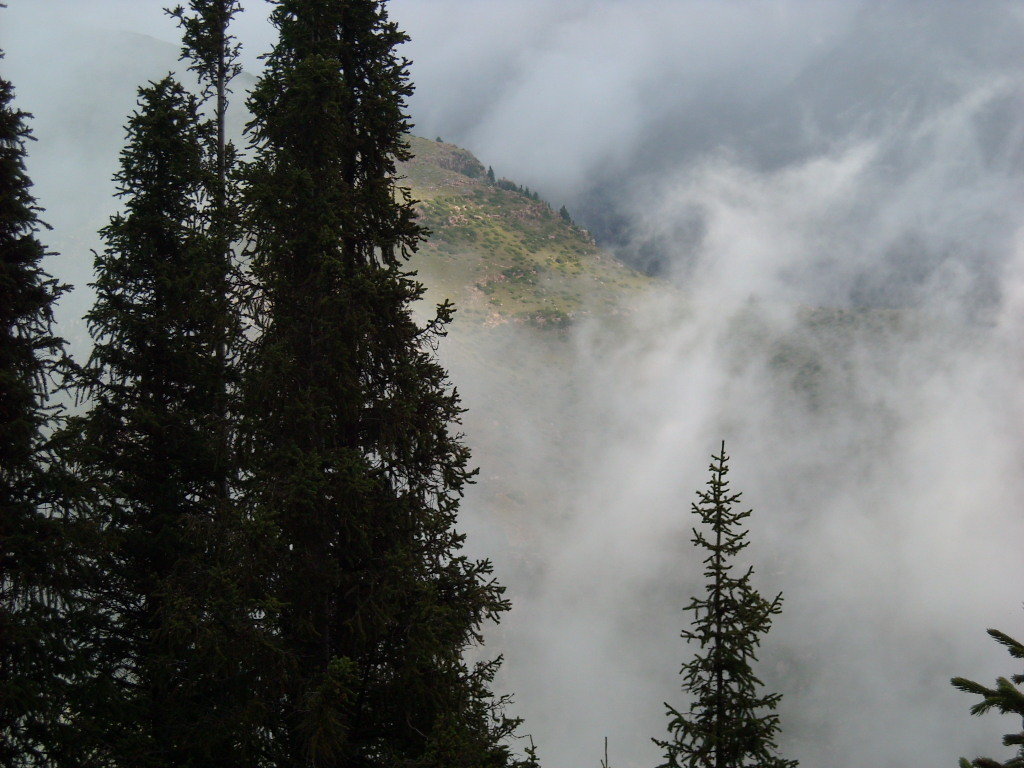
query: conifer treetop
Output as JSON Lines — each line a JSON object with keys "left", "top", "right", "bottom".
{"left": 166, "top": 0, "right": 243, "bottom": 102}
{"left": 655, "top": 442, "right": 797, "bottom": 768}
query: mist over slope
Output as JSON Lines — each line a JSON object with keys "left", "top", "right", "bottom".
{"left": 3, "top": 4, "right": 1024, "bottom": 768}
{"left": 396, "top": 3, "right": 1024, "bottom": 766}
{"left": 403, "top": 0, "right": 1024, "bottom": 304}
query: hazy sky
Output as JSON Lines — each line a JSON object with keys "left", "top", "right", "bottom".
{"left": 4, "top": 3, "right": 1024, "bottom": 768}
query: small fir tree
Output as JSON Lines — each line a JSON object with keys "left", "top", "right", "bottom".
{"left": 656, "top": 443, "right": 796, "bottom": 768}
{"left": 0, "top": 43, "right": 74, "bottom": 768}
{"left": 952, "top": 628, "right": 1024, "bottom": 768}
{"left": 559, "top": 205, "right": 571, "bottom": 224}
{"left": 487, "top": 165, "right": 496, "bottom": 183}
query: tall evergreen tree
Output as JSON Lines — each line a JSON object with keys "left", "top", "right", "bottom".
{"left": 167, "top": 0, "right": 244, "bottom": 499}
{"left": 67, "top": 70, "right": 262, "bottom": 767}
{"left": 166, "top": 4, "right": 277, "bottom": 764}
{"left": 241, "top": 2, "right": 521, "bottom": 766}
{"left": 0, "top": 40, "right": 73, "bottom": 768}
{"left": 952, "top": 628, "right": 1024, "bottom": 768}
{"left": 655, "top": 443, "right": 796, "bottom": 768}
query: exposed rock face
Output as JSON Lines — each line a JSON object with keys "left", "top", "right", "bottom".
{"left": 433, "top": 139, "right": 487, "bottom": 179}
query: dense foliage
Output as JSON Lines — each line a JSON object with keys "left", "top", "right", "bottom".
{"left": 65, "top": 73, "right": 256, "bottom": 766}
{"left": 240, "top": 1, "right": 522, "bottom": 766}
{"left": 0, "top": 50, "right": 72, "bottom": 768}
{"left": 60, "top": 2, "right": 278, "bottom": 764}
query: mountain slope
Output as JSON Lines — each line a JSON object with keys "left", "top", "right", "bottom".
{"left": 402, "top": 136, "right": 651, "bottom": 328}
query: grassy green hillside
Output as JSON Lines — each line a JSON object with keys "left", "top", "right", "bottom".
{"left": 401, "top": 136, "right": 651, "bottom": 328}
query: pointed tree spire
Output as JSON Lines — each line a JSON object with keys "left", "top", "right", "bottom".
{"left": 655, "top": 443, "right": 797, "bottom": 768}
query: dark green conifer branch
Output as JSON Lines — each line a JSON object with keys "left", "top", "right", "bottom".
{"left": 953, "top": 627, "right": 1024, "bottom": 768}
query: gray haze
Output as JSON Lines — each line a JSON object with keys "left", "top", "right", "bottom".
{"left": 3, "top": 2, "right": 1024, "bottom": 767}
